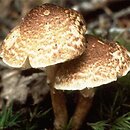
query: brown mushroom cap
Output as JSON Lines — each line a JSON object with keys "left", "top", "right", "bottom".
{"left": 0, "top": 4, "right": 86, "bottom": 68}
{"left": 55, "top": 34, "right": 130, "bottom": 90}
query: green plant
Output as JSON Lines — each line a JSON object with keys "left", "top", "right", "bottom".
{"left": 88, "top": 112, "right": 130, "bottom": 130}
{"left": 23, "top": 106, "right": 52, "bottom": 130}
{"left": 88, "top": 120, "right": 108, "bottom": 130}
{"left": 111, "top": 112, "right": 130, "bottom": 130}
{"left": 0, "top": 102, "right": 21, "bottom": 129}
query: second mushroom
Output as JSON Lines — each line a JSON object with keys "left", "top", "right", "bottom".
{"left": 54, "top": 34, "right": 130, "bottom": 129}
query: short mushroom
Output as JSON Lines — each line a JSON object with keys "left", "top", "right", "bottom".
{"left": 0, "top": 3, "right": 87, "bottom": 130}
{"left": 54, "top": 34, "right": 130, "bottom": 129}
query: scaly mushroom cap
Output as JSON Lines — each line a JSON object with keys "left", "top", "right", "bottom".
{"left": 0, "top": 4, "right": 86, "bottom": 68}
{"left": 55, "top": 34, "right": 130, "bottom": 90}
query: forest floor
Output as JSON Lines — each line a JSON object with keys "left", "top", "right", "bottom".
{"left": 0, "top": 0, "right": 130, "bottom": 130}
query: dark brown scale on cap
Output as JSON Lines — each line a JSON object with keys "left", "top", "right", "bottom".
{"left": 1, "top": 4, "right": 87, "bottom": 68}
{"left": 55, "top": 34, "right": 130, "bottom": 90}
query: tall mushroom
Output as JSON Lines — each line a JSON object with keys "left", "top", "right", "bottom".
{"left": 54, "top": 34, "right": 130, "bottom": 129}
{"left": 0, "top": 3, "right": 87, "bottom": 130}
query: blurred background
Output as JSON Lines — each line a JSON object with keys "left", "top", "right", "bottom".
{"left": 0, "top": 0, "right": 130, "bottom": 130}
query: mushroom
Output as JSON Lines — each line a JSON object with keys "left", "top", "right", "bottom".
{"left": 1, "top": 3, "right": 130, "bottom": 130}
{"left": 54, "top": 34, "right": 130, "bottom": 129}
{"left": 0, "top": 3, "right": 87, "bottom": 130}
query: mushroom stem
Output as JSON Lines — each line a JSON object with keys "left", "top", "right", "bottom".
{"left": 50, "top": 88, "right": 68, "bottom": 129}
{"left": 45, "top": 65, "right": 68, "bottom": 130}
{"left": 70, "top": 88, "right": 95, "bottom": 130}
